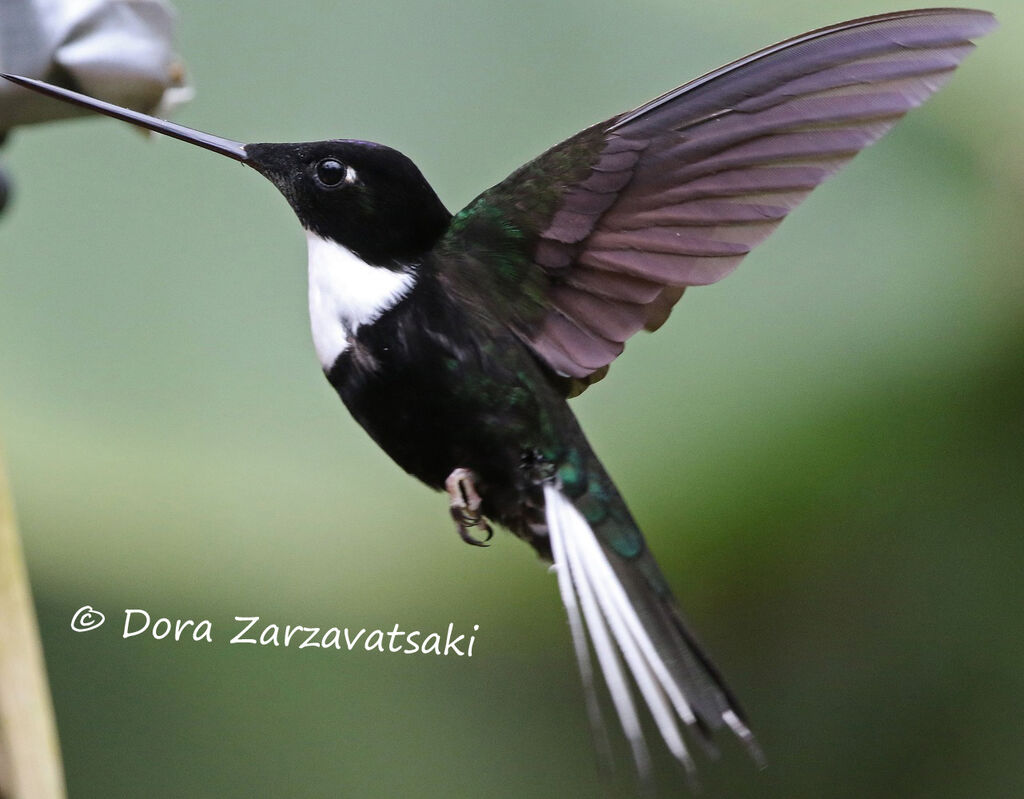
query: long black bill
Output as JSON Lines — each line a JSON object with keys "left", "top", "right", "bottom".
{"left": 1, "top": 73, "right": 249, "bottom": 162}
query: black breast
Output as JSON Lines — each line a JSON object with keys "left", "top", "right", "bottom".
{"left": 323, "top": 275, "right": 562, "bottom": 529}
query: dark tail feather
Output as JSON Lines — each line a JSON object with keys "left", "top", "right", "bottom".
{"left": 543, "top": 476, "right": 761, "bottom": 782}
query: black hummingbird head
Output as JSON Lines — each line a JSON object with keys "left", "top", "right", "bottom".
{"left": 245, "top": 139, "right": 451, "bottom": 265}
{"left": 1, "top": 74, "right": 451, "bottom": 266}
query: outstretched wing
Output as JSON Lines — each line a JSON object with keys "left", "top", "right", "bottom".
{"left": 436, "top": 8, "right": 996, "bottom": 394}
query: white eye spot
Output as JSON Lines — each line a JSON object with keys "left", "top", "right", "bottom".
{"left": 345, "top": 166, "right": 358, "bottom": 184}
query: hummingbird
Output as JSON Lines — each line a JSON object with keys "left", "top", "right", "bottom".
{"left": 3, "top": 7, "right": 995, "bottom": 784}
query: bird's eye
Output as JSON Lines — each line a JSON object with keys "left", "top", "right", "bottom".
{"left": 314, "top": 158, "right": 347, "bottom": 187}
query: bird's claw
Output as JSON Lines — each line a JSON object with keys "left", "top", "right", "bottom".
{"left": 445, "top": 467, "right": 494, "bottom": 547}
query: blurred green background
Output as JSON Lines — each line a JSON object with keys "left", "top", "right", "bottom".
{"left": 2, "top": 0, "right": 1022, "bottom": 796}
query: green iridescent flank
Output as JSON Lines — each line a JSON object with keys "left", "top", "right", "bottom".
{"left": 557, "top": 449, "right": 587, "bottom": 496}
{"left": 608, "top": 529, "right": 643, "bottom": 559}
{"left": 584, "top": 470, "right": 645, "bottom": 559}
{"left": 577, "top": 494, "right": 608, "bottom": 525}
{"left": 449, "top": 198, "right": 524, "bottom": 236}
{"left": 552, "top": 445, "right": 642, "bottom": 559}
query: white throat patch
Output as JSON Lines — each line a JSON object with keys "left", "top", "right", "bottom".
{"left": 305, "top": 231, "right": 416, "bottom": 369}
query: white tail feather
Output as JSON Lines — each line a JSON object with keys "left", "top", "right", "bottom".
{"left": 544, "top": 483, "right": 700, "bottom": 776}
{"left": 545, "top": 493, "right": 613, "bottom": 765}
{"left": 549, "top": 491, "right": 652, "bottom": 775}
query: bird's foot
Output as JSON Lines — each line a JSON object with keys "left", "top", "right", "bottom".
{"left": 445, "top": 468, "right": 494, "bottom": 547}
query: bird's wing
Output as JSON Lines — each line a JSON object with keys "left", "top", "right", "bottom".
{"left": 436, "top": 8, "right": 995, "bottom": 395}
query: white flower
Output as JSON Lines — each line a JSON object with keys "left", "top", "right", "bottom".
{"left": 0, "top": 0, "right": 192, "bottom": 133}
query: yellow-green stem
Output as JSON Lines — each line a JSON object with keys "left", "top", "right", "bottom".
{"left": 0, "top": 445, "right": 66, "bottom": 799}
